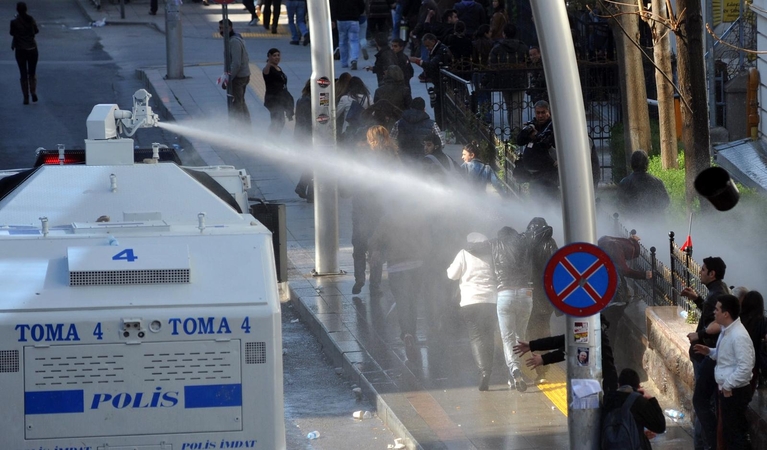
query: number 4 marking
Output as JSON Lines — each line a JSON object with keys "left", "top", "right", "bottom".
{"left": 93, "top": 323, "right": 103, "bottom": 340}
{"left": 241, "top": 317, "right": 251, "bottom": 333}
{"left": 112, "top": 249, "right": 138, "bottom": 262}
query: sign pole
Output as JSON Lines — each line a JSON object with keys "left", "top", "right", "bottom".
{"left": 530, "top": 3, "right": 601, "bottom": 449}
{"left": 221, "top": 4, "right": 233, "bottom": 113}
{"left": 306, "top": 0, "right": 340, "bottom": 275}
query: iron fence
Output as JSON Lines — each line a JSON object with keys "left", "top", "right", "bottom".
{"left": 437, "top": 60, "right": 621, "bottom": 195}
{"left": 610, "top": 214, "right": 706, "bottom": 319}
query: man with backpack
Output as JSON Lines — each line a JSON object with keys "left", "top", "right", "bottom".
{"left": 601, "top": 368, "right": 666, "bottom": 450}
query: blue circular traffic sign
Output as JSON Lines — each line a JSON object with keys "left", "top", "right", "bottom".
{"left": 543, "top": 242, "right": 618, "bottom": 317}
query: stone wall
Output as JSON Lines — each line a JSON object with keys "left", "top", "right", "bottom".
{"left": 644, "top": 306, "right": 696, "bottom": 415}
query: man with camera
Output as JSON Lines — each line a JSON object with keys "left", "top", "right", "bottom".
{"left": 514, "top": 100, "right": 558, "bottom": 199}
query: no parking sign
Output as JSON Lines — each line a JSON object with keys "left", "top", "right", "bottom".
{"left": 543, "top": 242, "right": 618, "bottom": 317}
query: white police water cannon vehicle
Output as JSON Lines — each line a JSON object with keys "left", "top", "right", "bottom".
{"left": 0, "top": 90, "right": 286, "bottom": 450}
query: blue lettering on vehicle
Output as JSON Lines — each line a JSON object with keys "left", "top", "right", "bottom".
{"left": 168, "top": 317, "right": 234, "bottom": 335}
{"left": 26, "top": 384, "right": 241, "bottom": 415}
{"left": 16, "top": 323, "right": 81, "bottom": 342}
{"left": 90, "top": 387, "right": 179, "bottom": 409}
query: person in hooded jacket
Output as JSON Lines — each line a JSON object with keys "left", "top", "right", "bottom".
{"left": 465, "top": 226, "right": 532, "bottom": 391}
{"left": 617, "top": 150, "right": 670, "bottom": 220}
{"left": 453, "top": 0, "right": 486, "bottom": 37}
{"left": 10, "top": 1, "right": 39, "bottom": 105}
{"left": 367, "top": 33, "right": 399, "bottom": 87}
{"left": 374, "top": 65, "right": 412, "bottom": 111}
{"left": 601, "top": 368, "right": 666, "bottom": 450}
{"left": 447, "top": 232, "right": 498, "bottom": 391}
{"left": 523, "top": 217, "right": 558, "bottom": 382}
{"left": 390, "top": 97, "right": 444, "bottom": 159}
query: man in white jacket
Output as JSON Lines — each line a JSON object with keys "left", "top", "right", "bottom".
{"left": 694, "top": 294, "right": 755, "bottom": 449}
{"left": 447, "top": 232, "right": 497, "bottom": 391}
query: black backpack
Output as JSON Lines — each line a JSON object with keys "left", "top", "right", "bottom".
{"left": 601, "top": 391, "right": 642, "bottom": 450}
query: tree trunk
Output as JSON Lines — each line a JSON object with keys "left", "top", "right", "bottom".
{"left": 652, "top": 0, "right": 679, "bottom": 169}
{"left": 675, "top": 0, "right": 711, "bottom": 206}
{"left": 610, "top": 3, "right": 652, "bottom": 172}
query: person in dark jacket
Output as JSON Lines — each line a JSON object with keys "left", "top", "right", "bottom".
{"left": 262, "top": 48, "right": 293, "bottom": 135}
{"left": 740, "top": 291, "right": 767, "bottom": 389}
{"left": 453, "top": 0, "right": 486, "bottom": 37}
{"left": 444, "top": 20, "right": 473, "bottom": 72}
{"left": 293, "top": 79, "right": 314, "bottom": 203}
{"left": 391, "top": 97, "right": 444, "bottom": 159}
{"left": 466, "top": 226, "right": 532, "bottom": 391}
{"left": 374, "top": 65, "right": 412, "bottom": 111}
{"left": 515, "top": 100, "right": 558, "bottom": 200}
{"left": 489, "top": 23, "right": 528, "bottom": 130}
{"left": 391, "top": 38, "right": 415, "bottom": 87}
{"left": 367, "top": 33, "right": 399, "bottom": 86}
{"left": 417, "top": 8, "right": 458, "bottom": 47}
{"left": 617, "top": 150, "right": 671, "bottom": 220}
{"left": 602, "top": 368, "right": 666, "bottom": 450}
{"left": 523, "top": 217, "right": 558, "bottom": 381}
{"left": 422, "top": 132, "right": 457, "bottom": 180}
{"left": 526, "top": 46, "right": 547, "bottom": 103}
{"left": 680, "top": 256, "right": 729, "bottom": 450}
{"left": 410, "top": 33, "right": 453, "bottom": 128}
{"left": 514, "top": 313, "right": 618, "bottom": 392}
{"left": 10, "top": 1, "right": 39, "bottom": 105}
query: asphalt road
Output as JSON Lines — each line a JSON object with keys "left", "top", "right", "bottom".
{"left": 0, "top": 0, "right": 177, "bottom": 169}
{"left": 0, "top": 1, "right": 399, "bottom": 447}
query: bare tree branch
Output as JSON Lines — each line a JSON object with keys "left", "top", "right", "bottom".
{"left": 705, "top": 23, "right": 767, "bottom": 54}
{"left": 596, "top": 0, "right": 692, "bottom": 113}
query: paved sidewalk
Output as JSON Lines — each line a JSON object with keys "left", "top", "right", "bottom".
{"left": 75, "top": 1, "right": 695, "bottom": 448}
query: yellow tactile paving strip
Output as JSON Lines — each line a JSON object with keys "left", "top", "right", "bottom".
{"left": 536, "top": 365, "right": 568, "bottom": 416}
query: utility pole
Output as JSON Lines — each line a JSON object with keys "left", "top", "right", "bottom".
{"left": 220, "top": 3, "right": 233, "bottom": 112}
{"left": 306, "top": 0, "right": 340, "bottom": 275}
{"left": 166, "top": 0, "right": 185, "bottom": 79}
{"left": 531, "top": 3, "right": 600, "bottom": 449}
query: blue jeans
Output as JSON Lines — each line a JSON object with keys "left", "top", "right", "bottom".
{"left": 286, "top": 0, "right": 308, "bottom": 42}
{"left": 391, "top": 3, "right": 403, "bottom": 41}
{"left": 358, "top": 14, "right": 368, "bottom": 49}
{"left": 497, "top": 288, "right": 533, "bottom": 375}
{"left": 337, "top": 20, "right": 360, "bottom": 67}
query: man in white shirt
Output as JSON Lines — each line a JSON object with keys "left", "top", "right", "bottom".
{"left": 694, "top": 294, "right": 755, "bottom": 450}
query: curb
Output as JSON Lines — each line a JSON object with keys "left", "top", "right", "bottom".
{"left": 288, "top": 285, "right": 427, "bottom": 450}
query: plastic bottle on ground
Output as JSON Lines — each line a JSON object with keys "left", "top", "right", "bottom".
{"left": 664, "top": 409, "right": 684, "bottom": 420}
{"left": 307, "top": 431, "right": 320, "bottom": 440}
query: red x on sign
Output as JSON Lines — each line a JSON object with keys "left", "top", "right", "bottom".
{"left": 543, "top": 242, "right": 618, "bottom": 317}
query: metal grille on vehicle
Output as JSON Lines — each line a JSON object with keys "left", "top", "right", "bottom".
{"left": 0, "top": 350, "right": 19, "bottom": 373}
{"left": 245, "top": 342, "right": 266, "bottom": 364}
{"left": 69, "top": 268, "right": 190, "bottom": 286}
